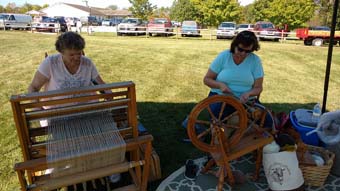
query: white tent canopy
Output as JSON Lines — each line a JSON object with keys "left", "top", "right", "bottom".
{"left": 26, "top": 10, "right": 46, "bottom": 16}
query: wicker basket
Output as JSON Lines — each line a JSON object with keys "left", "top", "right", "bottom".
{"left": 300, "top": 145, "right": 335, "bottom": 187}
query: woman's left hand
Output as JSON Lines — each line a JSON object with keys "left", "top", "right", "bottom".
{"left": 240, "top": 93, "right": 250, "bottom": 103}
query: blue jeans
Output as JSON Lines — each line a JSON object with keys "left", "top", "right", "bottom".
{"left": 208, "top": 91, "right": 273, "bottom": 128}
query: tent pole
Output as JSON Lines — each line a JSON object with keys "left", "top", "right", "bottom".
{"left": 322, "top": 0, "right": 339, "bottom": 113}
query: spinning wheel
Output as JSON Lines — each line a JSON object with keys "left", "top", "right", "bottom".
{"left": 187, "top": 95, "right": 248, "bottom": 153}
{"left": 187, "top": 95, "right": 274, "bottom": 190}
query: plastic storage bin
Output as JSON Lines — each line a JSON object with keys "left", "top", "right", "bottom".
{"left": 290, "top": 111, "right": 321, "bottom": 146}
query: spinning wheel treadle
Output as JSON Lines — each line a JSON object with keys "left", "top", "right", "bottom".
{"left": 187, "top": 95, "right": 273, "bottom": 190}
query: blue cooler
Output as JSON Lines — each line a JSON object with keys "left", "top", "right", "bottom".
{"left": 290, "top": 110, "right": 321, "bottom": 146}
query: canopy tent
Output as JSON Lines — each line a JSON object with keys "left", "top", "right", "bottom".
{"left": 322, "top": 0, "right": 339, "bottom": 112}
{"left": 26, "top": 10, "right": 46, "bottom": 16}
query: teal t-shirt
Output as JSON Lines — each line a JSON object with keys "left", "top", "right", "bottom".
{"left": 209, "top": 50, "right": 264, "bottom": 98}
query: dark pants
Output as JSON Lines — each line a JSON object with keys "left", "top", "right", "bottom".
{"left": 208, "top": 91, "right": 273, "bottom": 129}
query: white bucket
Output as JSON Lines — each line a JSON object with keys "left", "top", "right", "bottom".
{"left": 263, "top": 151, "right": 304, "bottom": 190}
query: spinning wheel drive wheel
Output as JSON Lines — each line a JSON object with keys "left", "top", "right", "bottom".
{"left": 187, "top": 95, "right": 248, "bottom": 153}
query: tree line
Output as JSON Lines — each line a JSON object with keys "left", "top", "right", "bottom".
{"left": 129, "top": 0, "right": 338, "bottom": 30}
{"left": 1, "top": 0, "right": 338, "bottom": 30}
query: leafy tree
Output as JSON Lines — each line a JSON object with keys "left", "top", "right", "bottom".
{"left": 313, "top": 0, "right": 334, "bottom": 27}
{"left": 153, "top": 7, "right": 171, "bottom": 18}
{"left": 241, "top": 4, "right": 255, "bottom": 23}
{"left": 128, "top": 0, "right": 156, "bottom": 20}
{"left": 5, "top": 3, "right": 17, "bottom": 13}
{"left": 0, "top": 5, "right": 4, "bottom": 13}
{"left": 42, "top": 4, "right": 49, "bottom": 9}
{"left": 169, "top": 0, "right": 199, "bottom": 22}
{"left": 251, "top": 0, "right": 316, "bottom": 30}
{"left": 107, "top": 5, "right": 118, "bottom": 10}
{"left": 191, "top": 0, "right": 242, "bottom": 27}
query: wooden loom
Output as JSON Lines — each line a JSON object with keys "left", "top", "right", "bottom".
{"left": 11, "top": 81, "right": 153, "bottom": 191}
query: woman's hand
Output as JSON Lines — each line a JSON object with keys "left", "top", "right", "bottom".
{"left": 240, "top": 92, "right": 250, "bottom": 103}
{"left": 219, "top": 83, "right": 232, "bottom": 94}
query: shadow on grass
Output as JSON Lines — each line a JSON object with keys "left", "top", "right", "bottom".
{"left": 137, "top": 101, "right": 317, "bottom": 191}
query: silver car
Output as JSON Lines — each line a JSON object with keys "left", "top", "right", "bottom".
{"left": 236, "top": 23, "right": 254, "bottom": 34}
{"left": 117, "top": 18, "right": 146, "bottom": 36}
{"left": 216, "top": 22, "right": 236, "bottom": 39}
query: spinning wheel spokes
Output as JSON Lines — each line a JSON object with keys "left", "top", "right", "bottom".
{"left": 187, "top": 95, "right": 248, "bottom": 153}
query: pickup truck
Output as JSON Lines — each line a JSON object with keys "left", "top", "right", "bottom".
{"left": 147, "top": 18, "right": 173, "bottom": 36}
{"left": 296, "top": 26, "right": 340, "bottom": 46}
{"left": 253, "top": 21, "right": 281, "bottom": 41}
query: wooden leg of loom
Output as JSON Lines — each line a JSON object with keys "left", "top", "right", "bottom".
{"left": 141, "top": 141, "right": 152, "bottom": 191}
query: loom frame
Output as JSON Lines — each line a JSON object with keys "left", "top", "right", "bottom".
{"left": 11, "top": 81, "right": 153, "bottom": 191}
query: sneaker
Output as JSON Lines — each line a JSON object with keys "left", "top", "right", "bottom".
{"left": 184, "top": 159, "right": 198, "bottom": 180}
{"left": 109, "top": 174, "right": 121, "bottom": 183}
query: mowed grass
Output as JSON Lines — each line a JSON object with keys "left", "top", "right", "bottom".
{"left": 0, "top": 31, "right": 339, "bottom": 190}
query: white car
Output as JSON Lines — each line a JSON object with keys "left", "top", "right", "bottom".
{"left": 216, "top": 22, "right": 236, "bottom": 39}
{"left": 117, "top": 18, "right": 146, "bottom": 36}
{"left": 236, "top": 23, "right": 254, "bottom": 34}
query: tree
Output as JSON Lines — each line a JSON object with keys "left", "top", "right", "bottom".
{"left": 169, "top": 0, "right": 199, "bottom": 22}
{"left": 190, "top": 0, "right": 242, "bottom": 27}
{"left": 153, "top": 7, "right": 171, "bottom": 18}
{"left": 107, "top": 5, "right": 118, "bottom": 10}
{"left": 250, "top": 0, "right": 316, "bottom": 30}
{"left": 128, "top": 0, "right": 156, "bottom": 20}
{"left": 313, "top": 0, "right": 333, "bottom": 27}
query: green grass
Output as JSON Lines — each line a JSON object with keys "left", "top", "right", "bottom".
{"left": 0, "top": 31, "right": 339, "bottom": 190}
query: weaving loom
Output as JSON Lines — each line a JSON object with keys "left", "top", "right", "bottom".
{"left": 11, "top": 81, "right": 153, "bottom": 191}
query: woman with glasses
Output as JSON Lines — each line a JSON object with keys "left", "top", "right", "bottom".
{"left": 202, "top": 31, "right": 270, "bottom": 184}
{"left": 203, "top": 30, "right": 262, "bottom": 103}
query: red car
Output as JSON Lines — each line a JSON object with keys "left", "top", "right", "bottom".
{"left": 147, "top": 18, "right": 173, "bottom": 36}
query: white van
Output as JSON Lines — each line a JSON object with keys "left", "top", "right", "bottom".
{"left": 0, "top": 13, "right": 32, "bottom": 30}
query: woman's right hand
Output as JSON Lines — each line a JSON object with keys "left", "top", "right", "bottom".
{"left": 219, "top": 83, "right": 231, "bottom": 94}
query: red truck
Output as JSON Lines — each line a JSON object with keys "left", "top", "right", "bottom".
{"left": 147, "top": 18, "right": 173, "bottom": 36}
{"left": 296, "top": 26, "right": 340, "bottom": 46}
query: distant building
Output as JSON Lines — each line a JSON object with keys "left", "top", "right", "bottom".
{"left": 40, "top": 2, "right": 132, "bottom": 20}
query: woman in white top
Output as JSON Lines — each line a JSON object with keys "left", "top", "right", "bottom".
{"left": 28, "top": 31, "right": 106, "bottom": 93}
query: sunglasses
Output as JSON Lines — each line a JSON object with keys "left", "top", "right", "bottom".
{"left": 237, "top": 46, "right": 252, "bottom": 53}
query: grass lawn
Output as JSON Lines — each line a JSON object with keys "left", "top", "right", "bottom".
{"left": 0, "top": 31, "right": 339, "bottom": 190}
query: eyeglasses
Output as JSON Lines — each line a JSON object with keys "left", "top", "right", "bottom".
{"left": 237, "top": 46, "right": 252, "bottom": 53}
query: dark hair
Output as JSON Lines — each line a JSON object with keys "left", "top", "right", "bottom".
{"left": 55, "top": 32, "right": 85, "bottom": 53}
{"left": 230, "top": 31, "right": 260, "bottom": 53}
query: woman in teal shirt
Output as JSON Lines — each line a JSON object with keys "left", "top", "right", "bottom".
{"left": 204, "top": 30, "right": 263, "bottom": 103}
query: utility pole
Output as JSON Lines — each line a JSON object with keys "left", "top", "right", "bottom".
{"left": 82, "top": 0, "right": 90, "bottom": 35}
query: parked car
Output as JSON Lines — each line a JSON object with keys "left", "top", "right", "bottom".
{"left": 171, "top": 20, "right": 181, "bottom": 27}
{"left": 117, "top": 18, "right": 146, "bottom": 36}
{"left": 147, "top": 18, "right": 173, "bottom": 36}
{"left": 216, "top": 22, "right": 236, "bottom": 39}
{"left": 80, "top": 16, "right": 99, "bottom": 26}
{"left": 0, "top": 13, "right": 32, "bottom": 30}
{"left": 309, "top": 26, "right": 331, "bottom": 31}
{"left": 236, "top": 23, "right": 254, "bottom": 34}
{"left": 102, "top": 18, "right": 122, "bottom": 26}
{"left": 34, "top": 17, "right": 67, "bottom": 33}
{"left": 181, "top": 20, "right": 200, "bottom": 37}
{"left": 253, "top": 21, "right": 280, "bottom": 41}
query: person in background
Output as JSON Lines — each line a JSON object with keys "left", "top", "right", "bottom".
{"left": 28, "top": 31, "right": 106, "bottom": 93}
{"left": 76, "top": 20, "right": 82, "bottom": 33}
